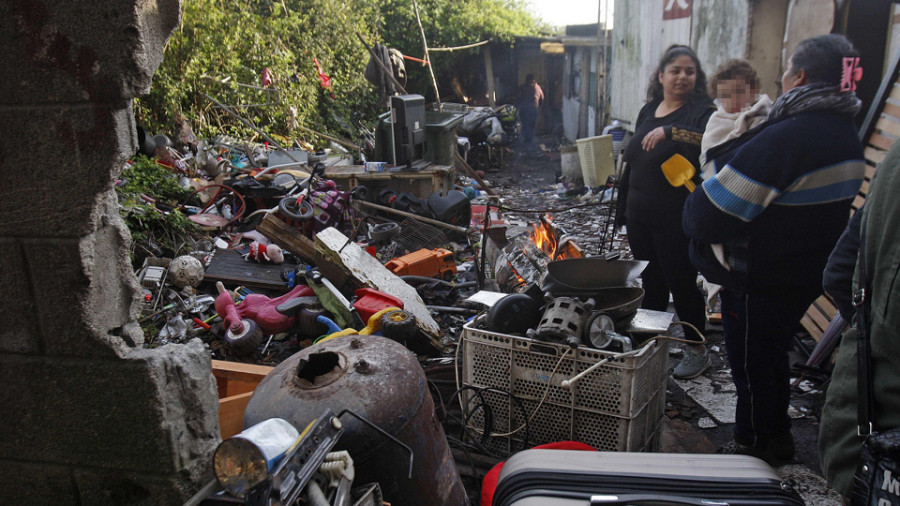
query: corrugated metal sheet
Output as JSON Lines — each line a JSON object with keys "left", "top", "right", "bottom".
{"left": 692, "top": 0, "right": 749, "bottom": 75}
{"left": 611, "top": 0, "right": 753, "bottom": 130}
{"left": 611, "top": 0, "right": 664, "bottom": 127}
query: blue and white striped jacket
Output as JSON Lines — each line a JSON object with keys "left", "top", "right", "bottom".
{"left": 683, "top": 109, "right": 864, "bottom": 291}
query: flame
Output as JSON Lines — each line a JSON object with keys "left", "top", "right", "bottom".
{"left": 530, "top": 214, "right": 558, "bottom": 258}
{"left": 527, "top": 214, "right": 584, "bottom": 260}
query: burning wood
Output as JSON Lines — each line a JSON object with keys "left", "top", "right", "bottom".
{"left": 530, "top": 215, "right": 584, "bottom": 261}
{"left": 488, "top": 215, "right": 585, "bottom": 292}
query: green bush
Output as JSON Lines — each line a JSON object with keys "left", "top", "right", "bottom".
{"left": 136, "top": 0, "right": 547, "bottom": 144}
{"left": 116, "top": 156, "right": 205, "bottom": 265}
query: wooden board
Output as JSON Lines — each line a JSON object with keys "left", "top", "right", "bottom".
{"left": 869, "top": 132, "right": 896, "bottom": 151}
{"left": 212, "top": 360, "right": 273, "bottom": 438}
{"left": 256, "top": 213, "right": 316, "bottom": 263}
{"left": 212, "top": 360, "right": 274, "bottom": 398}
{"left": 876, "top": 115, "right": 900, "bottom": 137}
{"left": 219, "top": 392, "right": 254, "bottom": 439}
{"left": 204, "top": 248, "right": 294, "bottom": 291}
{"left": 865, "top": 146, "right": 885, "bottom": 166}
{"left": 315, "top": 227, "right": 444, "bottom": 353}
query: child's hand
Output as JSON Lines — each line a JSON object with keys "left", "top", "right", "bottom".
{"left": 642, "top": 127, "right": 666, "bottom": 151}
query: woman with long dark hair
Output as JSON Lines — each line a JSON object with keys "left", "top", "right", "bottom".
{"left": 683, "top": 34, "right": 865, "bottom": 468}
{"left": 621, "top": 45, "right": 714, "bottom": 379}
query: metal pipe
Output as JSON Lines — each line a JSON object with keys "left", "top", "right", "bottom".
{"left": 356, "top": 200, "right": 470, "bottom": 235}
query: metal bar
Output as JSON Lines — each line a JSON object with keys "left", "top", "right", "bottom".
{"left": 356, "top": 200, "right": 470, "bottom": 235}
{"left": 860, "top": 47, "right": 900, "bottom": 143}
{"left": 429, "top": 40, "right": 490, "bottom": 52}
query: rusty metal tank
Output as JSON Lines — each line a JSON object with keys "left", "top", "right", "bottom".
{"left": 243, "top": 335, "right": 467, "bottom": 506}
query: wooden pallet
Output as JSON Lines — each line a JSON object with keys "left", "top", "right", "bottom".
{"left": 800, "top": 50, "right": 900, "bottom": 341}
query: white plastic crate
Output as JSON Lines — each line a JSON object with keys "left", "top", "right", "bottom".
{"left": 576, "top": 135, "right": 615, "bottom": 187}
{"left": 461, "top": 319, "right": 668, "bottom": 454}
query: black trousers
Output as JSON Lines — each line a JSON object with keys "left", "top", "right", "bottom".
{"left": 720, "top": 287, "right": 819, "bottom": 447}
{"left": 627, "top": 217, "right": 706, "bottom": 340}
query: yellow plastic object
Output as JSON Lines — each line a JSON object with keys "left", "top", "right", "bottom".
{"left": 316, "top": 306, "right": 402, "bottom": 344}
{"left": 359, "top": 307, "right": 402, "bottom": 335}
{"left": 661, "top": 154, "right": 696, "bottom": 192}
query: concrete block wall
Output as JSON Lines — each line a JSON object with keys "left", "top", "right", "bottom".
{"left": 0, "top": 0, "right": 221, "bottom": 503}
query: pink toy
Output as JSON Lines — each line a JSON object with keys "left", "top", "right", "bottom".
{"left": 244, "top": 241, "right": 285, "bottom": 264}
{"left": 214, "top": 282, "right": 315, "bottom": 354}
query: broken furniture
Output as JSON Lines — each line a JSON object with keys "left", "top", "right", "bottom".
{"left": 324, "top": 163, "right": 456, "bottom": 201}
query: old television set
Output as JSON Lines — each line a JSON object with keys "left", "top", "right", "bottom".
{"left": 390, "top": 94, "right": 427, "bottom": 170}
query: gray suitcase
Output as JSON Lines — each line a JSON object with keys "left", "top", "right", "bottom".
{"left": 492, "top": 450, "right": 804, "bottom": 505}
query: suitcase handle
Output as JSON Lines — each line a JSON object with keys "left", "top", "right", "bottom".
{"left": 590, "top": 494, "right": 729, "bottom": 506}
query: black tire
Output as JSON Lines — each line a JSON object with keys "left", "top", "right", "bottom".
{"left": 225, "top": 319, "right": 264, "bottom": 355}
{"left": 278, "top": 196, "right": 315, "bottom": 221}
{"left": 350, "top": 185, "right": 369, "bottom": 201}
{"left": 369, "top": 222, "right": 400, "bottom": 242}
{"left": 380, "top": 310, "right": 417, "bottom": 342}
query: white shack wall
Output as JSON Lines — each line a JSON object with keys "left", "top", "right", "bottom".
{"left": 561, "top": 46, "right": 602, "bottom": 141}
{"left": 611, "top": 0, "right": 752, "bottom": 129}
{"left": 692, "top": 0, "right": 750, "bottom": 76}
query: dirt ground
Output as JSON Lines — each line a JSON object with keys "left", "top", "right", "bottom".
{"left": 469, "top": 135, "right": 842, "bottom": 504}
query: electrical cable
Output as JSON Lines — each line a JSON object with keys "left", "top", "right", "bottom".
{"left": 494, "top": 201, "right": 606, "bottom": 214}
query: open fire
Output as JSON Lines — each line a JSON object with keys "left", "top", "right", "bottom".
{"left": 489, "top": 215, "right": 585, "bottom": 293}
{"left": 529, "top": 214, "right": 584, "bottom": 261}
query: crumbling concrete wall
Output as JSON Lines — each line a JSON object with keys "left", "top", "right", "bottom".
{"left": 0, "top": 0, "right": 221, "bottom": 503}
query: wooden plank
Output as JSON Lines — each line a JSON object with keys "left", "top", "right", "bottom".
{"left": 807, "top": 303, "right": 832, "bottom": 331}
{"left": 889, "top": 83, "right": 900, "bottom": 103}
{"left": 865, "top": 146, "right": 886, "bottom": 166}
{"left": 883, "top": 101, "right": 900, "bottom": 121}
{"left": 813, "top": 297, "right": 838, "bottom": 319}
{"left": 801, "top": 314, "right": 823, "bottom": 340}
{"left": 212, "top": 360, "right": 275, "bottom": 380}
{"left": 256, "top": 213, "right": 316, "bottom": 263}
{"left": 865, "top": 162, "right": 878, "bottom": 179}
{"left": 859, "top": 179, "right": 871, "bottom": 197}
{"left": 203, "top": 248, "right": 295, "bottom": 291}
{"left": 876, "top": 115, "right": 900, "bottom": 137}
{"left": 315, "top": 227, "right": 444, "bottom": 353}
{"left": 212, "top": 360, "right": 273, "bottom": 397}
{"left": 219, "top": 391, "right": 254, "bottom": 439}
{"left": 870, "top": 132, "right": 896, "bottom": 151}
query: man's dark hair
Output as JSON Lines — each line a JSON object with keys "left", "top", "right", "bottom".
{"left": 790, "top": 34, "right": 860, "bottom": 86}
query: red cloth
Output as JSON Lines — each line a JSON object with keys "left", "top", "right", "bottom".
{"left": 480, "top": 441, "right": 596, "bottom": 506}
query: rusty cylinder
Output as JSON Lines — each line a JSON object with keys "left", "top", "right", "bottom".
{"left": 242, "top": 335, "right": 467, "bottom": 506}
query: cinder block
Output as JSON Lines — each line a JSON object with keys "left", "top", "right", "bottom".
{"left": 0, "top": 0, "right": 180, "bottom": 105}
{"left": 0, "top": 460, "right": 78, "bottom": 506}
{"left": 0, "top": 239, "right": 41, "bottom": 354}
{"left": 22, "top": 237, "right": 120, "bottom": 358}
{"left": 0, "top": 344, "right": 218, "bottom": 476}
{"left": 0, "top": 355, "right": 175, "bottom": 471}
{"left": 73, "top": 469, "right": 189, "bottom": 506}
{"left": 0, "top": 105, "right": 135, "bottom": 237}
